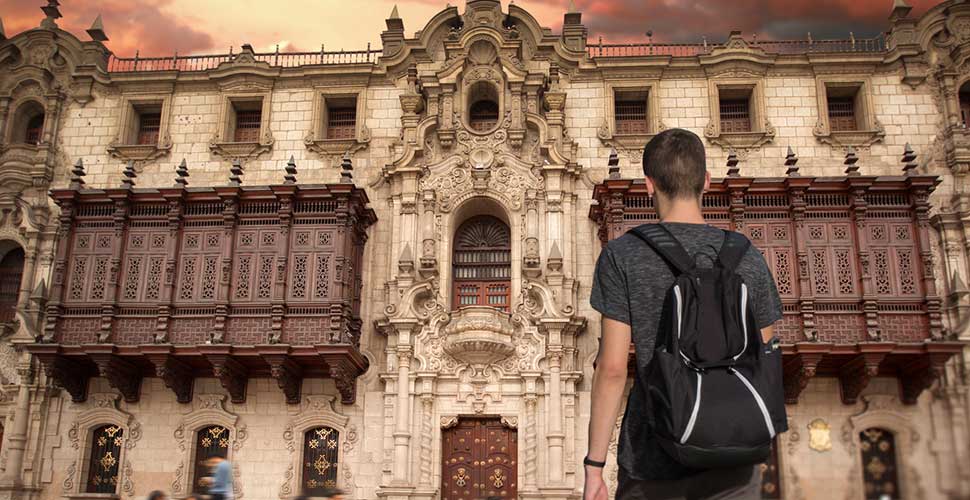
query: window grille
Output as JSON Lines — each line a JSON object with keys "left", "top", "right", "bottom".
{"left": 828, "top": 96, "right": 857, "bottom": 132}
{"left": 137, "top": 113, "right": 161, "bottom": 145}
{"left": 233, "top": 109, "right": 262, "bottom": 142}
{"left": 192, "top": 425, "right": 230, "bottom": 493}
{"left": 25, "top": 114, "right": 44, "bottom": 144}
{"left": 0, "top": 248, "right": 24, "bottom": 323}
{"left": 859, "top": 428, "right": 900, "bottom": 500}
{"left": 326, "top": 105, "right": 357, "bottom": 139}
{"left": 469, "top": 100, "right": 499, "bottom": 132}
{"left": 302, "top": 426, "right": 340, "bottom": 495}
{"left": 85, "top": 425, "right": 124, "bottom": 493}
{"left": 615, "top": 96, "right": 648, "bottom": 135}
{"left": 452, "top": 215, "right": 511, "bottom": 311}
{"left": 719, "top": 98, "right": 751, "bottom": 133}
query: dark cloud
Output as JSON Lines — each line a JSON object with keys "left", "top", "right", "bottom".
{"left": 0, "top": 0, "right": 215, "bottom": 56}
{"left": 410, "top": 0, "right": 942, "bottom": 42}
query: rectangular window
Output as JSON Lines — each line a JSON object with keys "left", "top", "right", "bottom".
{"left": 232, "top": 101, "right": 263, "bottom": 143}
{"left": 827, "top": 86, "right": 860, "bottom": 132}
{"left": 719, "top": 88, "right": 752, "bottom": 133}
{"left": 325, "top": 97, "right": 357, "bottom": 140}
{"left": 136, "top": 112, "right": 161, "bottom": 145}
{"left": 85, "top": 425, "right": 124, "bottom": 494}
{"left": 614, "top": 89, "right": 649, "bottom": 135}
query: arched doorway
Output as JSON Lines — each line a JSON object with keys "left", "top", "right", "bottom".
{"left": 452, "top": 215, "right": 511, "bottom": 312}
{"left": 0, "top": 246, "right": 25, "bottom": 323}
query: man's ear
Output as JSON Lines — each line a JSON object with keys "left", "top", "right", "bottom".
{"left": 645, "top": 176, "right": 656, "bottom": 197}
{"left": 703, "top": 171, "right": 711, "bottom": 192}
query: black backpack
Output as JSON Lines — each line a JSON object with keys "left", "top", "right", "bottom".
{"left": 628, "top": 224, "right": 787, "bottom": 469}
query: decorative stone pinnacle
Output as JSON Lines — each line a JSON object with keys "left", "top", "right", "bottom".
{"left": 607, "top": 147, "right": 620, "bottom": 179}
{"left": 901, "top": 143, "right": 918, "bottom": 175}
{"left": 389, "top": 5, "right": 400, "bottom": 19}
{"left": 30, "top": 279, "right": 48, "bottom": 306}
{"left": 0, "top": 18, "right": 7, "bottom": 41}
{"left": 567, "top": 0, "right": 577, "bottom": 13}
{"left": 784, "top": 146, "right": 799, "bottom": 176}
{"left": 340, "top": 154, "right": 354, "bottom": 183}
{"left": 284, "top": 155, "right": 298, "bottom": 184}
{"left": 843, "top": 146, "right": 860, "bottom": 176}
{"left": 175, "top": 159, "right": 189, "bottom": 187}
{"left": 41, "top": 0, "right": 62, "bottom": 21}
{"left": 70, "top": 158, "right": 86, "bottom": 189}
{"left": 121, "top": 161, "right": 137, "bottom": 189}
{"left": 87, "top": 14, "right": 108, "bottom": 42}
{"left": 726, "top": 149, "right": 740, "bottom": 177}
{"left": 229, "top": 160, "right": 244, "bottom": 186}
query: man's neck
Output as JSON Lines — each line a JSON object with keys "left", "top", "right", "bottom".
{"left": 657, "top": 197, "right": 706, "bottom": 224}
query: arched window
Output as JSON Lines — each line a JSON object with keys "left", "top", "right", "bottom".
{"left": 452, "top": 215, "right": 511, "bottom": 311}
{"left": 0, "top": 247, "right": 24, "bottom": 323}
{"left": 192, "top": 425, "right": 230, "bottom": 493}
{"left": 468, "top": 81, "right": 499, "bottom": 132}
{"left": 859, "top": 428, "right": 900, "bottom": 500}
{"left": 10, "top": 102, "right": 45, "bottom": 145}
{"left": 960, "top": 81, "right": 970, "bottom": 127}
{"left": 302, "top": 426, "right": 340, "bottom": 495}
{"left": 85, "top": 424, "right": 124, "bottom": 493}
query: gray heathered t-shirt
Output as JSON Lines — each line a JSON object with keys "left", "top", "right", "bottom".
{"left": 589, "top": 222, "right": 783, "bottom": 481}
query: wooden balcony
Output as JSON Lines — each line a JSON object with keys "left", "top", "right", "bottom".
{"left": 28, "top": 182, "right": 376, "bottom": 405}
{"left": 592, "top": 174, "right": 964, "bottom": 405}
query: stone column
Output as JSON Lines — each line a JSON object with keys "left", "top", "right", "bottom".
{"left": 392, "top": 348, "right": 412, "bottom": 484}
{"left": 546, "top": 349, "right": 565, "bottom": 484}
{"left": 15, "top": 237, "right": 38, "bottom": 310}
{"left": 0, "top": 364, "right": 33, "bottom": 487}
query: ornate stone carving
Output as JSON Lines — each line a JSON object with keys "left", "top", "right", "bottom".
{"left": 441, "top": 306, "right": 515, "bottom": 366}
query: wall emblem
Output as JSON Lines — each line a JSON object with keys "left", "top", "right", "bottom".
{"left": 808, "top": 418, "right": 832, "bottom": 452}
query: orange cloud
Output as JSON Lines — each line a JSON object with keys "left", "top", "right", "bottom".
{"left": 0, "top": 0, "right": 215, "bottom": 56}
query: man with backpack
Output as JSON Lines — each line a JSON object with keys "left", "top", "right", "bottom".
{"left": 584, "top": 129, "right": 786, "bottom": 500}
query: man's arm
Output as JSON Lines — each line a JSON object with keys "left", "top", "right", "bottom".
{"left": 587, "top": 317, "right": 632, "bottom": 464}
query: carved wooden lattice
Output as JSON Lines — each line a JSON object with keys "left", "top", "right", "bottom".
{"left": 859, "top": 428, "right": 900, "bottom": 500}
{"left": 452, "top": 216, "right": 511, "bottom": 312}
{"left": 85, "top": 424, "right": 124, "bottom": 494}
{"left": 301, "top": 426, "right": 340, "bottom": 495}
{"left": 192, "top": 425, "right": 230, "bottom": 494}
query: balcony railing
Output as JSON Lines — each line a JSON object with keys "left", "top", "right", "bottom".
{"left": 107, "top": 48, "right": 381, "bottom": 73}
{"left": 30, "top": 182, "right": 376, "bottom": 405}
{"left": 590, "top": 173, "right": 962, "bottom": 406}
{"left": 587, "top": 36, "right": 885, "bottom": 58}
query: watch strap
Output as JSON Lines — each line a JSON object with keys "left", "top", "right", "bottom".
{"left": 583, "top": 456, "right": 607, "bottom": 468}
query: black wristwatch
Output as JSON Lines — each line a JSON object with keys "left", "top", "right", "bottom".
{"left": 583, "top": 456, "right": 607, "bottom": 468}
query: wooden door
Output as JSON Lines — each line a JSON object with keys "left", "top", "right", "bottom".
{"left": 441, "top": 418, "right": 517, "bottom": 500}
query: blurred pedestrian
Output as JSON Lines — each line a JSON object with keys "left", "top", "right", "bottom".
{"left": 317, "top": 487, "right": 344, "bottom": 499}
{"left": 146, "top": 492, "right": 167, "bottom": 500}
{"left": 206, "top": 456, "right": 234, "bottom": 500}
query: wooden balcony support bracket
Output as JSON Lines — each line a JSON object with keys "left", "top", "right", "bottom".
{"left": 261, "top": 346, "right": 304, "bottom": 405}
{"left": 838, "top": 344, "right": 893, "bottom": 405}
{"left": 143, "top": 346, "right": 194, "bottom": 404}
{"left": 29, "top": 345, "right": 95, "bottom": 403}
{"left": 202, "top": 347, "right": 249, "bottom": 404}
{"left": 86, "top": 346, "right": 143, "bottom": 403}
{"left": 319, "top": 347, "right": 369, "bottom": 405}
{"left": 782, "top": 343, "right": 831, "bottom": 404}
{"left": 898, "top": 343, "right": 958, "bottom": 405}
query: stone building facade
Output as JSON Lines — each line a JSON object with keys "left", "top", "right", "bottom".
{"left": 0, "top": 1, "right": 967, "bottom": 499}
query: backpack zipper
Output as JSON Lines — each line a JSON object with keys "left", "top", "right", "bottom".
{"left": 680, "top": 371, "right": 702, "bottom": 444}
{"left": 730, "top": 368, "right": 776, "bottom": 439}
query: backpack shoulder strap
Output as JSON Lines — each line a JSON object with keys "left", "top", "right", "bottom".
{"left": 627, "top": 224, "right": 694, "bottom": 275}
{"left": 716, "top": 230, "right": 752, "bottom": 272}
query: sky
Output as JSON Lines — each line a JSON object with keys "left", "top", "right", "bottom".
{"left": 0, "top": 0, "right": 943, "bottom": 57}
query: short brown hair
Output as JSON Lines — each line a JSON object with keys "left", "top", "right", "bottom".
{"left": 641, "top": 128, "right": 707, "bottom": 198}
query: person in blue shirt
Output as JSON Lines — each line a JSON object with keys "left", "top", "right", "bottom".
{"left": 203, "top": 456, "right": 233, "bottom": 500}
